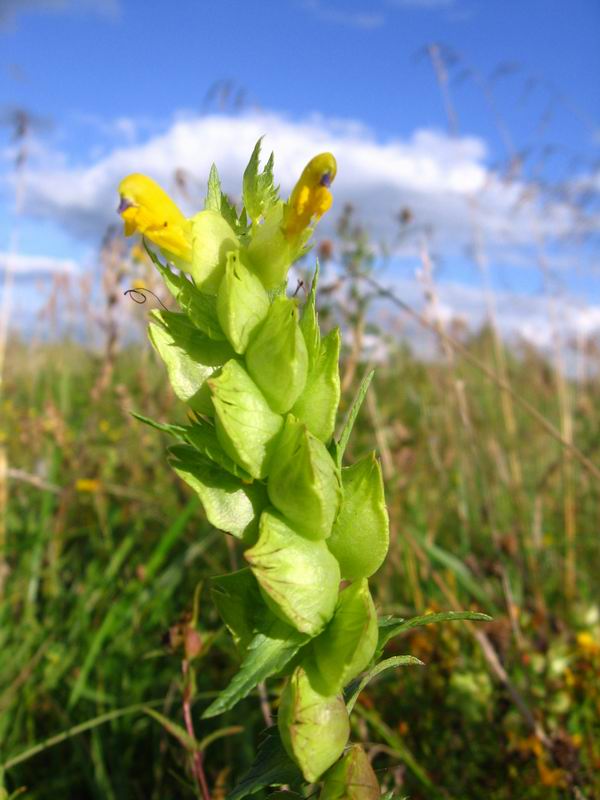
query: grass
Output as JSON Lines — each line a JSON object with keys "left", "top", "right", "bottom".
{"left": 1, "top": 293, "right": 599, "bottom": 798}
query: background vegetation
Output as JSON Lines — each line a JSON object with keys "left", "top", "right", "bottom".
{"left": 1, "top": 213, "right": 599, "bottom": 799}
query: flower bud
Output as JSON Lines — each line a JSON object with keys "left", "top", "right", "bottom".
{"left": 312, "top": 579, "right": 378, "bottom": 694}
{"left": 209, "top": 360, "right": 283, "bottom": 479}
{"left": 268, "top": 415, "right": 342, "bottom": 540}
{"left": 327, "top": 453, "right": 389, "bottom": 579}
{"left": 217, "top": 251, "right": 270, "bottom": 354}
{"left": 245, "top": 509, "right": 340, "bottom": 636}
{"left": 246, "top": 297, "right": 308, "bottom": 414}
{"left": 278, "top": 666, "right": 350, "bottom": 783}
{"left": 189, "top": 209, "right": 239, "bottom": 293}
{"left": 319, "top": 744, "right": 380, "bottom": 800}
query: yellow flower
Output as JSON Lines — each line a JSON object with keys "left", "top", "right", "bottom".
{"left": 75, "top": 478, "right": 101, "bottom": 493}
{"left": 118, "top": 174, "right": 193, "bottom": 261}
{"left": 283, "top": 153, "right": 337, "bottom": 238}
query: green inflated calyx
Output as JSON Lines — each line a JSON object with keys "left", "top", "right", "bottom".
{"left": 327, "top": 452, "right": 389, "bottom": 579}
{"left": 148, "top": 310, "right": 233, "bottom": 416}
{"left": 312, "top": 579, "right": 378, "bottom": 695}
{"left": 245, "top": 509, "right": 340, "bottom": 636}
{"left": 319, "top": 744, "right": 380, "bottom": 800}
{"left": 278, "top": 665, "right": 350, "bottom": 783}
{"left": 209, "top": 359, "right": 283, "bottom": 479}
{"left": 246, "top": 296, "right": 309, "bottom": 414}
{"left": 217, "top": 250, "right": 270, "bottom": 354}
{"left": 189, "top": 209, "right": 238, "bottom": 293}
{"left": 268, "top": 415, "right": 342, "bottom": 540}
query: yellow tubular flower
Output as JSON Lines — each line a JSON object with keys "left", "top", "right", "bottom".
{"left": 118, "top": 174, "right": 193, "bottom": 262}
{"left": 283, "top": 153, "right": 337, "bottom": 239}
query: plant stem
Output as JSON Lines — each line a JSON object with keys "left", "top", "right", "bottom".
{"left": 182, "top": 660, "right": 211, "bottom": 800}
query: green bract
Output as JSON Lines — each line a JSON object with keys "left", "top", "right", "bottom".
{"left": 278, "top": 666, "right": 350, "bottom": 783}
{"left": 217, "top": 251, "right": 270, "bottom": 354}
{"left": 268, "top": 415, "right": 342, "bottom": 540}
{"left": 148, "top": 310, "right": 233, "bottom": 416}
{"left": 189, "top": 209, "right": 238, "bottom": 293}
{"left": 327, "top": 452, "right": 389, "bottom": 579}
{"left": 245, "top": 509, "right": 340, "bottom": 636}
{"left": 246, "top": 296, "right": 308, "bottom": 414}
{"left": 209, "top": 360, "right": 283, "bottom": 480}
{"left": 312, "top": 579, "right": 378, "bottom": 694}
{"left": 169, "top": 445, "right": 266, "bottom": 543}
{"left": 292, "top": 328, "right": 341, "bottom": 443}
{"left": 319, "top": 744, "right": 380, "bottom": 800}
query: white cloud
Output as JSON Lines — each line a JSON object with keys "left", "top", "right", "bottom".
{"left": 0, "top": 251, "right": 79, "bottom": 276}
{"left": 20, "top": 109, "right": 592, "bottom": 259}
{"left": 0, "top": 0, "right": 118, "bottom": 28}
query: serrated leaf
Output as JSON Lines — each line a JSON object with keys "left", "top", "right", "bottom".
{"left": 375, "top": 611, "right": 492, "bottom": 661}
{"left": 149, "top": 311, "right": 233, "bottom": 415}
{"left": 169, "top": 445, "right": 267, "bottom": 541}
{"left": 345, "top": 656, "right": 424, "bottom": 714}
{"left": 243, "top": 138, "right": 279, "bottom": 222}
{"left": 202, "top": 619, "right": 307, "bottom": 719}
{"left": 205, "top": 163, "right": 222, "bottom": 211}
{"left": 227, "top": 729, "right": 302, "bottom": 800}
{"left": 183, "top": 418, "right": 252, "bottom": 480}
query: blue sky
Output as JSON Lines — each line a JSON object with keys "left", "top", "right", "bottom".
{"left": 0, "top": 0, "right": 599, "bottom": 344}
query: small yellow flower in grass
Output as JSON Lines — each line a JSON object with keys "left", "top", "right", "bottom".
{"left": 283, "top": 152, "right": 337, "bottom": 238}
{"left": 118, "top": 174, "right": 193, "bottom": 262}
{"left": 76, "top": 478, "right": 101, "bottom": 493}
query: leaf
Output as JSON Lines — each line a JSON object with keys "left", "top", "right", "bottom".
{"left": 412, "top": 533, "right": 498, "bottom": 613}
{"left": 143, "top": 707, "right": 200, "bottom": 752}
{"left": 169, "top": 445, "right": 267, "bottom": 541}
{"left": 243, "top": 138, "right": 279, "bottom": 222}
{"left": 332, "top": 369, "right": 374, "bottom": 466}
{"left": 345, "top": 656, "right": 424, "bottom": 714}
{"left": 130, "top": 411, "right": 187, "bottom": 440}
{"left": 205, "top": 163, "right": 240, "bottom": 231}
{"left": 202, "top": 620, "right": 308, "bottom": 719}
{"left": 149, "top": 311, "right": 233, "bottom": 415}
{"left": 211, "top": 568, "right": 264, "bottom": 654}
{"left": 184, "top": 418, "right": 253, "bottom": 480}
{"left": 146, "top": 244, "right": 226, "bottom": 341}
{"left": 205, "top": 163, "right": 222, "bottom": 211}
{"left": 227, "top": 729, "right": 302, "bottom": 800}
{"left": 375, "top": 611, "right": 492, "bottom": 661}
